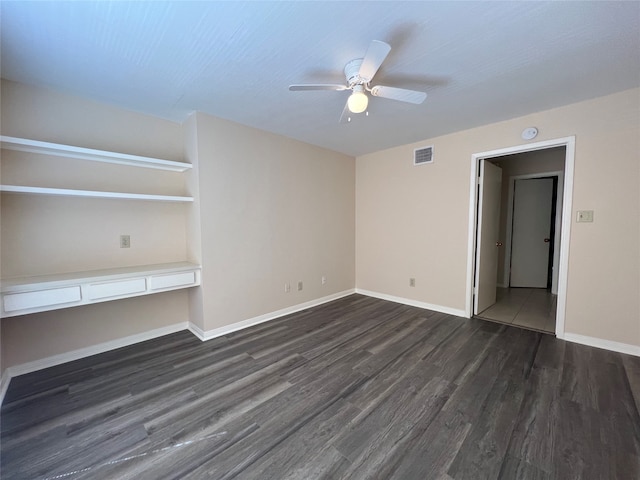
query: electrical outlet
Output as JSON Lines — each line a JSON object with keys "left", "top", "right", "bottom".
{"left": 321, "top": 275, "right": 327, "bottom": 285}
{"left": 297, "top": 281, "right": 303, "bottom": 291}
{"left": 120, "top": 235, "right": 131, "bottom": 248}
{"left": 409, "top": 277, "right": 416, "bottom": 287}
{"left": 576, "top": 210, "right": 594, "bottom": 223}
{"left": 284, "top": 283, "right": 291, "bottom": 293}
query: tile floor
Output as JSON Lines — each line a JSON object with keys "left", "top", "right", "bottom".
{"left": 477, "top": 287, "right": 557, "bottom": 334}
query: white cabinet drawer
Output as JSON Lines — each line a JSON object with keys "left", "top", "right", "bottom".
{"left": 1, "top": 263, "right": 200, "bottom": 317}
{"left": 88, "top": 278, "right": 146, "bottom": 300}
{"left": 149, "top": 271, "right": 196, "bottom": 290}
{"left": 3, "top": 286, "right": 81, "bottom": 312}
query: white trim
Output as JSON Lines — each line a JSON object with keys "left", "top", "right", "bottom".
{"left": 0, "top": 185, "right": 193, "bottom": 202}
{"left": 355, "top": 288, "right": 466, "bottom": 317}
{"left": 187, "top": 322, "right": 207, "bottom": 341}
{"left": 464, "top": 155, "right": 480, "bottom": 319}
{"left": 1, "top": 135, "right": 192, "bottom": 172}
{"left": 473, "top": 160, "right": 487, "bottom": 315}
{"left": 503, "top": 171, "right": 564, "bottom": 294}
{"left": 0, "top": 322, "right": 188, "bottom": 405}
{"left": 552, "top": 172, "right": 564, "bottom": 294}
{"left": 554, "top": 139, "right": 575, "bottom": 338}
{"left": 561, "top": 333, "right": 640, "bottom": 357}
{"left": 189, "top": 289, "right": 356, "bottom": 341}
{"left": 0, "top": 290, "right": 357, "bottom": 405}
{"left": 465, "top": 136, "right": 575, "bottom": 343}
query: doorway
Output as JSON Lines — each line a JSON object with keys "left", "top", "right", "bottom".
{"left": 505, "top": 171, "right": 564, "bottom": 294}
{"left": 510, "top": 177, "right": 556, "bottom": 288}
{"left": 465, "top": 137, "right": 575, "bottom": 338}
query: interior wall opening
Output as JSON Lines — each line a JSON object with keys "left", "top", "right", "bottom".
{"left": 473, "top": 146, "right": 566, "bottom": 334}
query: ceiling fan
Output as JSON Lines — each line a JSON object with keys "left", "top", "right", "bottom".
{"left": 289, "top": 40, "right": 427, "bottom": 123}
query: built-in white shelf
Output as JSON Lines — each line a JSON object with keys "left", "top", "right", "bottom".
{"left": 1, "top": 136, "right": 192, "bottom": 172}
{"left": 0, "top": 185, "right": 193, "bottom": 202}
{"left": 1, "top": 262, "right": 201, "bottom": 318}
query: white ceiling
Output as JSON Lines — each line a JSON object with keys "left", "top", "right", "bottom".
{"left": 1, "top": 1, "right": 639, "bottom": 157}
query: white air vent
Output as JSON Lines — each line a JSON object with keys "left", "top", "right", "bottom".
{"left": 414, "top": 146, "right": 434, "bottom": 166}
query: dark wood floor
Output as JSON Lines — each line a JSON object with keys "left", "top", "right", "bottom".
{"left": 2, "top": 294, "right": 639, "bottom": 479}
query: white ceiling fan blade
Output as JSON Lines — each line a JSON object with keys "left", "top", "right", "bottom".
{"left": 370, "top": 85, "right": 427, "bottom": 104}
{"left": 289, "top": 84, "right": 349, "bottom": 91}
{"left": 358, "top": 40, "right": 391, "bottom": 82}
{"left": 339, "top": 101, "right": 352, "bottom": 124}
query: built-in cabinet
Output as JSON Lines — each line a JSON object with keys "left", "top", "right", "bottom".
{"left": 2, "top": 262, "right": 200, "bottom": 317}
{"left": 0, "top": 136, "right": 200, "bottom": 318}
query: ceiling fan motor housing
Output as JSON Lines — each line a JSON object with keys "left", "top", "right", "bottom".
{"left": 344, "top": 58, "right": 366, "bottom": 86}
{"left": 288, "top": 40, "right": 426, "bottom": 123}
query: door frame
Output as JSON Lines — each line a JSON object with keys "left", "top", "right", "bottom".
{"left": 465, "top": 136, "right": 575, "bottom": 338}
{"left": 504, "top": 171, "right": 563, "bottom": 294}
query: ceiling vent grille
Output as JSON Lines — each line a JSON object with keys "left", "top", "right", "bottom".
{"left": 414, "top": 146, "right": 434, "bottom": 166}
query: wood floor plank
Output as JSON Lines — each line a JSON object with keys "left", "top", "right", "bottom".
{"left": 335, "top": 376, "right": 454, "bottom": 479}
{"left": 504, "top": 366, "right": 561, "bottom": 474}
{"left": 192, "top": 372, "right": 368, "bottom": 478}
{"left": 550, "top": 397, "right": 607, "bottom": 480}
{"left": 347, "top": 338, "right": 440, "bottom": 411}
{"left": 497, "top": 455, "right": 550, "bottom": 480}
{"left": 278, "top": 445, "right": 352, "bottom": 480}
{"left": 376, "top": 409, "right": 472, "bottom": 479}
{"left": 623, "top": 354, "right": 640, "bottom": 426}
{"left": 446, "top": 350, "right": 530, "bottom": 480}
{"left": 228, "top": 399, "right": 360, "bottom": 479}
{"left": 2, "top": 294, "right": 639, "bottom": 480}
{"left": 440, "top": 345, "right": 511, "bottom": 422}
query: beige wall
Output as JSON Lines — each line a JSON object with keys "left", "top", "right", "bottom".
{"left": 189, "top": 112, "right": 355, "bottom": 331}
{"left": 1, "top": 80, "right": 189, "bottom": 277}
{"left": 356, "top": 88, "right": 640, "bottom": 347}
{"left": 1, "top": 80, "right": 191, "bottom": 369}
{"left": 1, "top": 290, "right": 189, "bottom": 367}
{"left": 183, "top": 114, "right": 205, "bottom": 331}
{"left": 2, "top": 79, "right": 637, "bottom": 373}
{"left": 0, "top": 81, "right": 356, "bottom": 371}
{"left": 1, "top": 81, "right": 185, "bottom": 160}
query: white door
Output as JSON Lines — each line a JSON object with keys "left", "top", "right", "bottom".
{"left": 474, "top": 160, "right": 502, "bottom": 315}
{"left": 510, "top": 178, "right": 554, "bottom": 288}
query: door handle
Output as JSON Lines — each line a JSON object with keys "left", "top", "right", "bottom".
{"left": 544, "top": 238, "right": 551, "bottom": 243}
{"left": 496, "top": 242, "right": 503, "bottom": 247}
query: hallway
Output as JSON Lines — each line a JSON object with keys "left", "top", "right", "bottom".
{"left": 476, "top": 287, "right": 556, "bottom": 334}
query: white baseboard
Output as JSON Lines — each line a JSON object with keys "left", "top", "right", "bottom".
{"left": 189, "top": 289, "right": 356, "bottom": 341}
{"left": 355, "top": 288, "right": 466, "bottom": 318}
{"left": 2, "top": 291, "right": 637, "bottom": 406}
{"left": 0, "top": 321, "right": 189, "bottom": 406}
{"left": 560, "top": 332, "right": 640, "bottom": 357}
{"left": 1, "top": 290, "right": 358, "bottom": 405}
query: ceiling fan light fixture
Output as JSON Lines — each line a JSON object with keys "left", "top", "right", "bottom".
{"left": 289, "top": 40, "right": 426, "bottom": 123}
{"left": 347, "top": 85, "right": 368, "bottom": 113}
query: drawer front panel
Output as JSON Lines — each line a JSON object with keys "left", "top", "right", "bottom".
{"left": 149, "top": 271, "right": 196, "bottom": 290}
{"left": 4, "top": 286, "right": 82, "bottom": 312}
{"left": 88, "top": 278, "right": 146, "bottom": 300}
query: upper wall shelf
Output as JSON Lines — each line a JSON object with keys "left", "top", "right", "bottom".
{"left": 0, "top": 185, "right": 193, "bottom": 202}
{"left": 0, "top": 136, "right": 192, "bottom": 172}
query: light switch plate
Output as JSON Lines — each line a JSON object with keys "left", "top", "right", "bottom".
{"left": 576, "top": 210, "right": 594, "bottom": 223}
